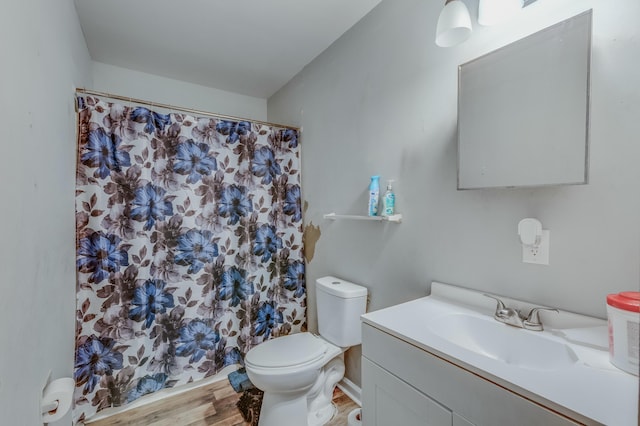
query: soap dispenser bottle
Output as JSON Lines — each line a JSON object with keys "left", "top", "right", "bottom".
{"left": 368, "top": 176, "right": 380, "bottom": 216}
{"left": 382, "top": 180, "right": 395, "bottom": 217}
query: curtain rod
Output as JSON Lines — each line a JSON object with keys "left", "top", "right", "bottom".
{"left": 75, "top": 88, "right": 300, "bottom": 131}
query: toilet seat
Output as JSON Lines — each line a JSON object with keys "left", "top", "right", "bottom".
{"left": 245, "top": 332, "right": 328, "bottom": 369}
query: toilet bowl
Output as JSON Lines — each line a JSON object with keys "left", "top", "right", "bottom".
{"left": 245, "top": 332, "right": 344, "bottom": 426}
{"left": 244, "top": 276, "right": 368, "bottom": 426}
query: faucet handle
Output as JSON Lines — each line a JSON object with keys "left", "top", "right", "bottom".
{"left": 524, "top": 307, "right": 559, "bottom": 331}
{"left": 483, "top": 294, "right": 506, "bottom": 312}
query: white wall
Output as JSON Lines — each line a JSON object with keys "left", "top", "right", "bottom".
{"left": 92, "top": 62, "right": 267, "bottom": 121}
{"left": 268, "top": 0, "right": 640, "bottom": 387}
{"left": 0, "top": 0, "right": 92, "bottom": 424}
{"left": 0, "top": 11, "right": 266, "bottom": 422}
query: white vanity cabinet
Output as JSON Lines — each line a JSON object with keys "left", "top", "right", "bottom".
{"left": 361, "top": 323, "right": 584, "bottom": 426}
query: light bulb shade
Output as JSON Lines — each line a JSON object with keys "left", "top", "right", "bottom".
{"left": 478, "top": 0, "right": 524, "bottom": 26}
{"left": 435, "top": 0, "right": 472, "bottom": 47}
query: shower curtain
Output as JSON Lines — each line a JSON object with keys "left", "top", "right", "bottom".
{"left": 74, "top": 95, "right": 305, "bottom": 423}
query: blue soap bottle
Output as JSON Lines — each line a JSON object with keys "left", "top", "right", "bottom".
{"left": 368, "top": 176, "right": 380, "bottom": 216}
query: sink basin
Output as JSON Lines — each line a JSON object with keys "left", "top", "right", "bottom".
{"left": 428, "top": 314, "right": 579, "bottom": 371}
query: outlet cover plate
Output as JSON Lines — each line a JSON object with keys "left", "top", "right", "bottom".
{"left": 522, "top": 230, "right": 550, "bottom": 265}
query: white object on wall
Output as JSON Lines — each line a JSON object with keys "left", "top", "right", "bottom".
{"left": 41, "top": 378, "right": 74, "bottom": 424}
{"left": 435, "top": 0, "right": 472, "bottom": 47}
{"left": 518, "top": 218, "right": 550, "bottom": 265}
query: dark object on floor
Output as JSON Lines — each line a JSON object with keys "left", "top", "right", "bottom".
{"left": 228, "top": 367, "right": 254, "bottom": 393}
{"left": 237, "top": 388, "right": 264, "bottom": 426}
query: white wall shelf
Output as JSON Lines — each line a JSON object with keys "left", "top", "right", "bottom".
{"left": 323, "top": 212, "right": 402, "bottom": 223}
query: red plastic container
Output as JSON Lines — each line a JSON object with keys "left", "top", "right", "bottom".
{"left": 606, "top": 292, "right": 640, "bottom": 375}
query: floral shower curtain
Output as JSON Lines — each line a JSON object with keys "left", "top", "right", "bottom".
{"left": 74, "top": 96, "right": 305, "bottom": 423}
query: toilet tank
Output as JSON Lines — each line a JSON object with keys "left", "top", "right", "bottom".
{"left": 316, "top": 276, "right": 368, "bottom": 347}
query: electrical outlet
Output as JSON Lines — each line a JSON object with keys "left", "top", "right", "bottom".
{"left": 522, "top": 230, "right": 550, "bottom": 265}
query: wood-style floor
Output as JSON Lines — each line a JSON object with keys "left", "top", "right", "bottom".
{"left": 87, "top": 379, "right": 359, "bottom": 426}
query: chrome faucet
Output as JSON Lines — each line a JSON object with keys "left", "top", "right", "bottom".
{"left": 484, "top": 294, "right": 558, "bottom": 331}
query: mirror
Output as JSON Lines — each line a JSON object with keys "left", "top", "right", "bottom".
{"left": 457, "top": 10, "right": 592, "bottom": 189}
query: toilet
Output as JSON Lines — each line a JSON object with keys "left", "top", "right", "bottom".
{"left": 245, "top": 276, "right": 367, "bottom": 426}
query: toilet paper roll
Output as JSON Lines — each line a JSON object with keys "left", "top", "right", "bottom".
{"left": 42, "top": 377, "right": 74, "bottom": 423}
{"left": 347, "top": 408, "right": 362, "bottom": 426}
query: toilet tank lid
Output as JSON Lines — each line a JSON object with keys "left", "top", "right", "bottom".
{"left": 316, "top": 276, "right": 367, "bottom": 298}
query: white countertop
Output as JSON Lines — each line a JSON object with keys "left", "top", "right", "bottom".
{"left": 361, "top": 283, "right": 639, "bottom": 426}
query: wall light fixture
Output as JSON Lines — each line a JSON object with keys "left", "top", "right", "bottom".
{"left": 435, "top": 0, "right": 472, "bottom": 47}
{"left": 436, "top": 0, "right": 535, "bottom": 47}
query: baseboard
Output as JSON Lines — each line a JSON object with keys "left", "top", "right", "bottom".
{"left": 337, "top": 377, "right": 361, "bottom": 406}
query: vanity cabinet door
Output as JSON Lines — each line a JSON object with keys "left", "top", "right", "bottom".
{"left": 362, "top": 357, "right": 452, "bottom": 426}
